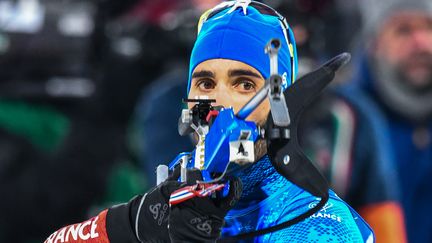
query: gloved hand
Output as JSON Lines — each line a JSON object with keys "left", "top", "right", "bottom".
{"left": 168, "top": 169, "right": 242, "bottom": 243}
{"left": 131, "top": 166, "right": 182, "bottom": 242}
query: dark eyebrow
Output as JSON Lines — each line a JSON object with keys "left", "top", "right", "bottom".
{"left": 228, "top": 69, "right": 261, "bottom": 78}
{"left": 192, "top": 70, "right": 215, "bottom": 79}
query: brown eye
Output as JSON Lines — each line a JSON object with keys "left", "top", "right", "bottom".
{"left": 197, "top": 79, "right": 216, "bottom": 91}
{"left": 242, "top": 82, "right": 254, "bottom": 91}
{"left": 234, "top": 79, "right": 256, "bottom": 93}
{"left": 394, "top": 23, "right": 412, "bottom": 36}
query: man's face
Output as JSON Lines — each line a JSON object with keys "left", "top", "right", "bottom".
{"left": 188, "top": 59, "right": 270, "bottom": 125}
{"left": 373, "top": 11, "right": 432, "bottom": 88}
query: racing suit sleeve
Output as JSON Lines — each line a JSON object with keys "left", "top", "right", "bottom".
{"left": 44, "top": 162, "right": 185, "bottom": 243}
{"left": 44, "top": 196, "right": 144, "bottom": 243}
{"left": 44, "top": 168, "right": 186, "bottom": 243}
{"left": 44, "top": 175, "right": 241, "bottom": 243}
{"left": 44, "top": 210, "right": 110, "bottom": 243}
{"left": 44, "top": 163, "right": 186, "bottom": 243}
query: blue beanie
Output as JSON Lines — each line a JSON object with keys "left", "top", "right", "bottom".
{"left": 187, "top": 5, "right": 298, "bottom": 92}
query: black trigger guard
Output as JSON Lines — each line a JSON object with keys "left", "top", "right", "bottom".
{"left": 266, "top": 53, "right": 351, "bottom": 198}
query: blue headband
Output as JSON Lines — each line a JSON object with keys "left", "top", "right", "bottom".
{"left": 187, "top": 6, "right": 298, "bottom": 93}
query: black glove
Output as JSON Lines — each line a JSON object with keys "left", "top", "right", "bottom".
{"left": 132, "top": 166, "right": 183, "bottom": 242}
{"left": 106, "top": 166, "right": 182, "bottom": 243}
{"left": 168, "top": 170, "right": 242, "bottom": 243}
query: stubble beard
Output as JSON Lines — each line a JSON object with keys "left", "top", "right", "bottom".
{"left": 399, "top": 51, "right": 432, "bottom": 91}
{"left": 372, "top": 54, "right": 432, "bottom": 121}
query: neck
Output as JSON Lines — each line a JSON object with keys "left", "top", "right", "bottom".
{"left": 233, "top": 155, "right": 289, "bottom": 208}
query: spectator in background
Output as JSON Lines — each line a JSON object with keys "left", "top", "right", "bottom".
{"left": 270, "top": 1, "right": 406, "bottom": 242}
{"left": 343, "top": 0, "right": 432, "bottom": 242}
{"left": 274, "top": 1, "right": 407, "bottom": 242}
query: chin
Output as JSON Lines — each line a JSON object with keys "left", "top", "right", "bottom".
{"left": 405, "top": 72, "right": 432, "bottom": 89}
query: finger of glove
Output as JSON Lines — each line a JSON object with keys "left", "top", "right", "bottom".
{"left": 218, "top": 177, "right": 243, "bottom": 212}
{"left": 186, "top": 169, "right": 203, "bottom": 185}
{"left": 186, "top": 177, "right": 242, "bottom": 217}
{"left": 160, "top": 180, "right": 183, "bottom": 199}
{"left": 167, "top": 165, "right": 181, "bottom": 181}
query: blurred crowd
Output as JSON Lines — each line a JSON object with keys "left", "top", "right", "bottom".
{"left": 0, "top": 0, "right": 431, "bottom": 242}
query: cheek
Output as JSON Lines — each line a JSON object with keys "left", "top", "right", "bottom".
{"left": 227, "top": 95, "right": 252, "bottom": 113}
{"left": 216, "top": 91, "right": 269, "bottom": 123}
{"left": 377, "top": 34, "right": 410, "bottom": 64}
{"left": 389, "top": 42, "right": 409, "bottom": 60}
{"left": 245, "top": 99, "right": 270, "bottom": 125}
{"left": 207, "top": 89, "right": 250, "bottom": 111}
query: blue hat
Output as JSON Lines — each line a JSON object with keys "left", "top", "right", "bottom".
{"left": 187, "top": 4, "right": 298, "bottom": 92}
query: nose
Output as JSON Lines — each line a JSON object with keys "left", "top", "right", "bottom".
{"left": 411, "top": 28, "right": 432, "bottom": 52}
{"left": 211, "top": 87, "right": 234, "bottom": 109}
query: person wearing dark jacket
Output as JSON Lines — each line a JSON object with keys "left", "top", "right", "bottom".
{"left": 341, "top": 0, "right": 432, "bottom": 242}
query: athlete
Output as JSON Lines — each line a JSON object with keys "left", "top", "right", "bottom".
{"left": 45, "top": 1, "right": 374, "bottom": 242}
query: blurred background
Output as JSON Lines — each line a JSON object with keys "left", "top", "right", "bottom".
{"left": 1, "top": 0, "right": 431, "bottom": 242}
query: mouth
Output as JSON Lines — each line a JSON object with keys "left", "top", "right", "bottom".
{"left": 404, "top": 53, "right": 432, "bottom": 68}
